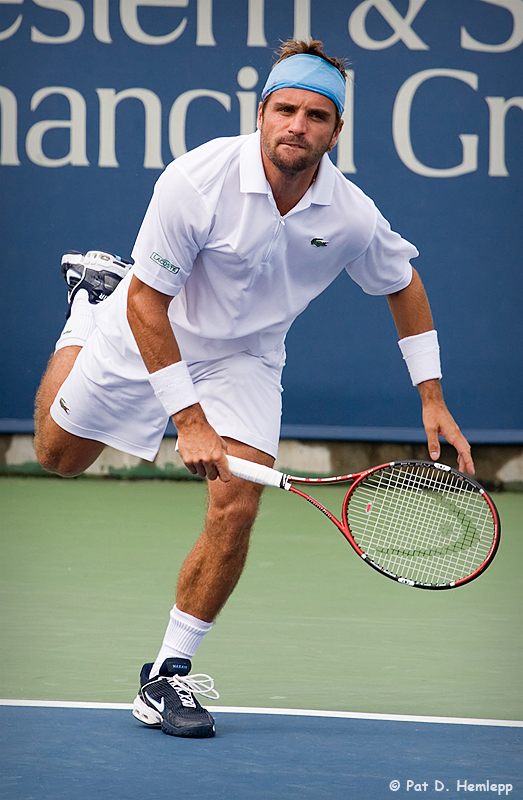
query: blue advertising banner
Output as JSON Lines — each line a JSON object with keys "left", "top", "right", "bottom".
{"left": 1, "top": 0, "right": 522, "bottom": 441}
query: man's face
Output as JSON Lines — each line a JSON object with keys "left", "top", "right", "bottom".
{"left": 258, "top": 88, "right": 343, "bottom": 176}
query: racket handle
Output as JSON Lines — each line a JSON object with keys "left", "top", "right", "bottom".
{"left": 227, "top": 456, "right": 290, "bottom": 489}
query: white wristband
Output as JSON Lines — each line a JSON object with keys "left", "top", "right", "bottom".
{"left": 148, "top": 361, "right": 199, "bottom": 416}
{"left": 398, "top": 330, "right": 442, "bottom": 386}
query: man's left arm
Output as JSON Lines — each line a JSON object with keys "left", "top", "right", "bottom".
{"left": 387, "top": 268, "right": 474, "bottom": 475}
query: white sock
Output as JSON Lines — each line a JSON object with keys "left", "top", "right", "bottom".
{"left": 55, "top": 289, "right": 96, "bottom": 351}
{"left": 150, "top": 605, "right": 214, "bottom": 678}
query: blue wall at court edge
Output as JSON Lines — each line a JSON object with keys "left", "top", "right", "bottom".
{"left": 0, "top": 0, "right": 522, "bottom": 442}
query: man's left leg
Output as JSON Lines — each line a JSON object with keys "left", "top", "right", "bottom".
{"left": 175, "top": 439, "right": 272, "bottom": 622}
{"left": 132, "top": 439, "right": 272, "bottom": 738}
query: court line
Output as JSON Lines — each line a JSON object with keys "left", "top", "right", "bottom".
{"left": 1, "top": 699, "right": 521, "bottom": 727}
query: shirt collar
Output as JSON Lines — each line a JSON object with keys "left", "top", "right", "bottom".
{"left": 240, "top": 131, "right": 270, "bottom": 194}
{"left": 239, "top": 131, "right": 336, "bottom": 207}
{"left": 307, "top": 152, "right": 336, "bottom": 206}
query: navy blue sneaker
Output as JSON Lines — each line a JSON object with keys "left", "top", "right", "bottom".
{"left": 132, "top": 658, "right": 219, "bottom": 739}
{"left": 61, "top": 250, "right": 131, "bottom": 318}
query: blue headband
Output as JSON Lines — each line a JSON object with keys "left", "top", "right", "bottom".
{"left": 261, "top": 54, "right": 345, "bottom": 115}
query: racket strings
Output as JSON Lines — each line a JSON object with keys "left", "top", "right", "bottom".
{"left": 345, "top": 465, "right": 496, "bottom": 586}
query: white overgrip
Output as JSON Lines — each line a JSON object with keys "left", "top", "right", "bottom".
{"left": 227, "top": 456, "right": 289, "bottom": 489}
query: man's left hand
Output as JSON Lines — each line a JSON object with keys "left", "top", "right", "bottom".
{"left": 418, "top": 379, "right": 475, "bottom": 475}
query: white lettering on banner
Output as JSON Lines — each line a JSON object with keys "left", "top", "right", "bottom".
{"left": 120, "top": 0, "right": 189, "bottom": 46}
{"left": 0, "top": 0, "right": 23, "bottom": 42}
{"left": 236, "top": 66, "right": 259, "bottom": 134}
{"left": 393, "top": 69, "right": 479, "bottom": 177}
{"left": 93, "top": 0, "right": 112, "bottom": 43}
{"left": 196, "top": 0, "right": 215, "bottom": 45}
{"left": 247, "top": 0, "right": 267, "bottom": 46}
{"left": 2, "top": 0, "right": 523, "bottom": 48}
{"left": 247, "top": 0, "right": 310, "bottom": 47}
{"left": 169, "top": 89, "right": 231, "bottom": 157}
{"left": 97, "top": 88, "right": 164, "bottom": 168}
{"left": 31, "top": 0, "right": 84, "bottom": 44}
{"left": 348, "top": 0, "right": 429, "bottom": 51}
{"left": 0, "top": 86, "right": 20, "bottom": 164}
{"left": 25, "top": 86, "right": 89, "bottom": 167}
{"left": 293, "top": 0, "right": 311, "bottom": 42}
{"left": 119, "top": 0, "right": 216, "bottom": 45}
{"left": 246, "top": 0, "right": 311, "bottom": 47}
{"left": 336, "top": 72, "right": 356, "bottom": 174}
{"left": 0, "top": 68, "right": 518, "bottom": 175}
{"left": 0, "top": 86, "right": 20, "bottom": 167}
{"left": 18, "top": 0, "right": 217, "bottom": 46}
{"left": 485, "top": 95, "right": 523, "bottom": 175}
{"left": 461, "top": 0, "right": 523, "bottom": 53}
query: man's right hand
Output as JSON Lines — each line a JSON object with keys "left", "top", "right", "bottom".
{"left": 173, "top": 404, "right": 232, "bottom": 482}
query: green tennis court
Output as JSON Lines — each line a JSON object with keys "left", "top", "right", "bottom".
{"left": 1, "top": 476, "right": 521, "bottom": 721}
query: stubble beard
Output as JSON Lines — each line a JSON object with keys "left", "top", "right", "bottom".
{"left": 261, "top": 132, "right": 329, "bottom": 176}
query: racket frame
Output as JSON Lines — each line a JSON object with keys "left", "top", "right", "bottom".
{"left": 231, "top": 457, "right": 501, "bottom": 591}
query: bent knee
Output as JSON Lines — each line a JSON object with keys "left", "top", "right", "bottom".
{"left": 34, "top": 433, "right": 102, "bottom": 478}
{"left": 35, "top": 445, "right": 83, "bottom": 478}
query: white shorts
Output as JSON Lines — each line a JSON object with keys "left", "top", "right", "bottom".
{"left": 50, "top": 329, "right": 285, "bottom": 461}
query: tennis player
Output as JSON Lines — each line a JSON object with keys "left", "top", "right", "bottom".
{"left": 34, "top": 39, "right": 474, "bottom": 739}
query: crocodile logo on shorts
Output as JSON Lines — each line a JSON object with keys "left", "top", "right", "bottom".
{"left": 150, "top": 252, "right": 180, "bottom": 274}
{"left": 59, "top": 397, "right": 70, "bottom": 414}
{"left": 311, "top": 238, "right": 328, "bottom": 247}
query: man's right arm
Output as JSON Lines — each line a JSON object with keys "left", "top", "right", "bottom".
{"left": 126, "top": 274, "right": 231, "bottom": 481}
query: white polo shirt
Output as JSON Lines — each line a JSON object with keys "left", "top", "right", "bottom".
{"left": 126, "top": 131, "right": 416, "bottom": 362}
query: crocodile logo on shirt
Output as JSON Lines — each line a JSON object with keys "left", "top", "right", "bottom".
{"left": 59, "top": 397, "right": 70, "bottom": 414}
{"left": 150, "top": 252, "right": 180, "bottom": 274}
{"left": 311, "top": 238, "right": 328, "bottom": 247}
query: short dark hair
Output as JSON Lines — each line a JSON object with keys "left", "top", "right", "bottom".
{"left": 261, "top": 39, "right": 348, "bottom": 127}
{"left": 273, "top": 39, "right": 348, "bottom": 80}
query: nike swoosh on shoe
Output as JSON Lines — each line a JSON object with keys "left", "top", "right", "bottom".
{"left": 145, "top": 692, "right": 165, "bottom": 713}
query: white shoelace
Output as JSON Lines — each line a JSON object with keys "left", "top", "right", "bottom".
{"left": 166, "top": 673, "right": 220, "bottom": 701}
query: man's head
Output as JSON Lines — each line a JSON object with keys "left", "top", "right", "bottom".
{"left": 257, "top": 40, "right": 347, "bottom": 178}
{"left": 260, "top": 39, "right": 347, "bottom": 126}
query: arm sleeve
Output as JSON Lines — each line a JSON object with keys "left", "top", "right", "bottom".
{"left": 131, "top": 165, "right": 212, "bottom": 297}
{"left": 345, "top": 208, "right": 418, "bottom": 296}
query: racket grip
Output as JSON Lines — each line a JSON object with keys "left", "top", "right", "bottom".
{"left": 227, "top": 456, "right": 289, "bottom": 489}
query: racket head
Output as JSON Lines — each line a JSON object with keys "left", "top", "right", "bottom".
{"left": 340, "top": 460, "right": 500, "bottom": 590}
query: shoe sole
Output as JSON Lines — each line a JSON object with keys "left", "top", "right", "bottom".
{"left": 161, "top": 720, "right": 215, "bottom": 738}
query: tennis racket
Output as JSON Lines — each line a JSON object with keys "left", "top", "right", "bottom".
{"left": 227, "top": 456, "right": 500, "bottom": 590}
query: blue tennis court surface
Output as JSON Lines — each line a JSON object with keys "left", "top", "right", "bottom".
{"left": 2, "top": 482, "right": 522, "bottom": 797}
{"left": 1, "top": 705, "right": 521, "bottom": 800}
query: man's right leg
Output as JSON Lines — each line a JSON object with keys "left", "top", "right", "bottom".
{"left": 34, "top": 345, "right": 105, "bottom": 477}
